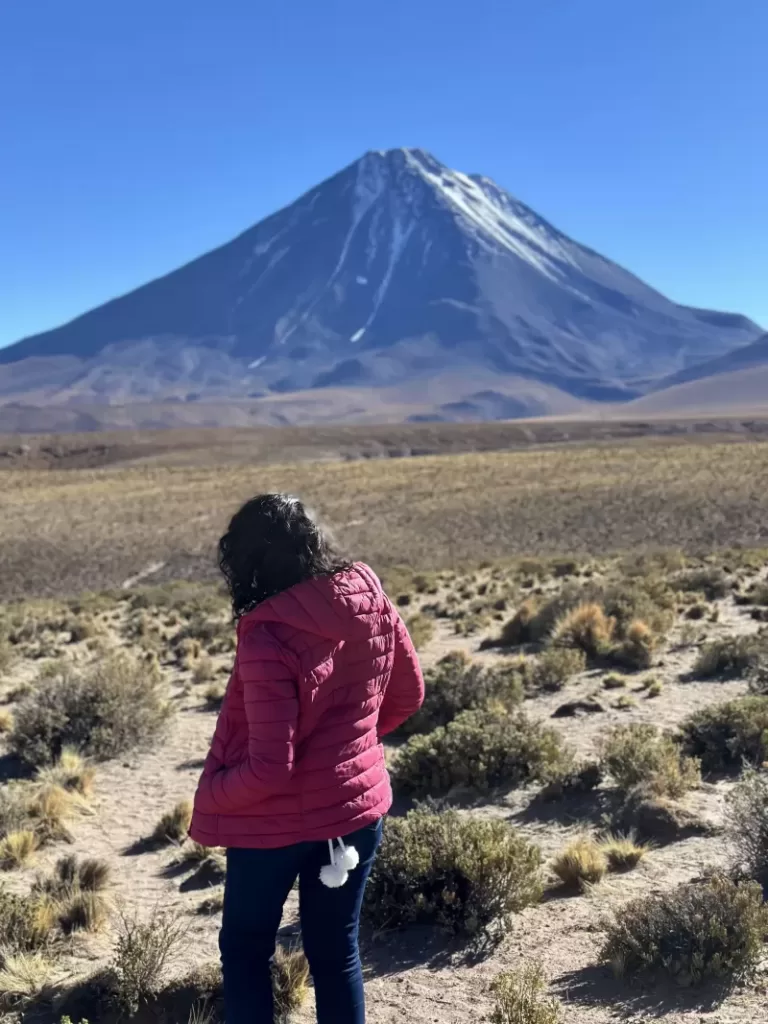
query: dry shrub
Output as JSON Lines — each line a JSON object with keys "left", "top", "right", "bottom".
{"left": 271, "top": 945, "right": 310, "bottom": 1023}
{"left": 600, "top": 875, "right": 768, "bottom": 985}
{"left": 671, "top": 567, "right": 729, "bottom": 601}
{"left": 525, "top": 648, "right": 586, "bottom": 693}
{"left": 599, "top": 724, "right": 700, "bottom": 798}
{"left": 489, "top": 963, "right": 563, "bottom": 1024}
{"left": 725, "top": 769, "right": 768, "bottom": 885}
{"left": 646, "top": 679, "right": 663, "bottom": 698}
{"left": 693, "top": 631, "right": 768, "bottom": 680}
{"left": 109, "top": 909, "right": 186, "bottom": 1015}
{"left": 551, "top": 603, "right": 614, "bottom": 657}
{"left": 538, "top": 761, "right": 602, "bottom": 801}
{"left": 404, "top": 613, "right": 434, "bottom": 651}
{"left": 9, "top": 654, "right": 170, "bottom": 766}
{"left": 398, "top": 651, "right": 522, "bottom": 736}
{"left": 679, "top": 695, "right": 768, "bottom": 773}
{"left": 0, "top": 830, "right": 39, "bottom": 871}
{"left": 153, "top": 801, "right": 193, "bottom": 844}
{"left": 192, "top": 656, "right": 215, "bottom": 685}
{"left": 552, "top": 838, "right": 607, "bottom": 890}
{"left": 363, "top": 811, "right": 542, "bottom": 936}
{"left": 599, "top": 833, "right": 649, "bottom": 872}
{"left": 392, "top": 707, "right": 568, "bottom": 799}
{"left": 498, "top": 599, "right": 540, "bottom": 647}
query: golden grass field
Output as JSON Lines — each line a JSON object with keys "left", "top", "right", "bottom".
{"left": 3, "top": 431, "right": 768, "bottom": 599}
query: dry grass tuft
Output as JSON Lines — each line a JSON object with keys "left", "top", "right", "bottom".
{"left": 153, "top": 801, "right": 193, "bottom": 845}
{"left": 599, "top": 833, "right": 649, "bottom": 872}
{"left": 271, "top": 945, "right": 310, "bottom": 1022}
{"left": 0, "top": 831, "right": 39, "bottom": 871}
{"left": 551, "top": 838, "right": 607, "bottom": 890}
{"left": 0, "top": 950, "right": 55, "bottom": 1003}
{"left": 614, "top": 619, "right": 656, "bottom": 670}
{"left": 551, "top": 603, "right": 615, "bottom": 658}
{"left": 0, "top": 710, "right": 13, "bottom": 734}
{"left": 36, "top": 748, "right": 95, "bottom": 798}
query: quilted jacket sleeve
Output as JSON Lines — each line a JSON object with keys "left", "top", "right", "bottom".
{"left": 194, "top": 626, "right": 299, "bottom": 815}
{"left": 377, "top": 611, "right": 425, "bottom": 737}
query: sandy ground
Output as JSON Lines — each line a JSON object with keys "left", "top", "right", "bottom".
{"left": 3, "top": 578, "right": 768, "bottom": 1023}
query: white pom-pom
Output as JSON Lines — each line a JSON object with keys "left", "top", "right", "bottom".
{"left": 319, "top": 862, "right": 349, "bottom": 888}
{"left": 339, "top": 844, "right": 359, "bottom": 871}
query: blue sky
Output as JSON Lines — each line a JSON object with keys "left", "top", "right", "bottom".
{"left": 1, "top": 0, "right": 765, "bottom": 349}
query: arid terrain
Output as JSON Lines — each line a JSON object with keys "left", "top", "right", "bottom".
{"left": 2, "top": 426, "right": 768, "bottom": 1023}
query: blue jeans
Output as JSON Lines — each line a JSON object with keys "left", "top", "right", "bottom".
{"left": 220, "top": 819, "right": 383, "bottom": 1024}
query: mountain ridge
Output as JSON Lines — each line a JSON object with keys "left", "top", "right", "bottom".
{"left": 0, "top": 147, "right": 762, "bottom": 426}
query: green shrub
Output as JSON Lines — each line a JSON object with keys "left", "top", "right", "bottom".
{"left": 538, "top": 761, "right": 602, "bottom": 801}
{"left": 405, "top": 614, "right": 434, "bottom": 651}
{"left": 398, "top": 652, "right": 523, "bottom": 737}
{"left": 600, "top": 875, "right": 768, "bottom": 985}
{"left": 9, "top": 654, "right": 170, "bottom": 766}
{"left": 488, "top": 963, "right": 562, "bottom": 1024}
{"left": 526, "top": 648, "right": 586, "bottom": 692}
{"left": 392, "top": 707, "right": 568, "bottom": 799}
{"left": 693, "top": 631, "right": 768, "bottom": 680}
{"left": 679, "top": 695, "right": 768, "bottom": 773}
{"left": 725, "top": 769, "right": 768, "bottom": 885}
{"left": 363, "top": 811, "right": 542, "bottom": 936}
{"left": 599, "top": 724, "right": 700, "bottom": 797}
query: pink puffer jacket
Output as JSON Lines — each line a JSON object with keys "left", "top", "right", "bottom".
{"left": 190, "top": 563, "right": 424, "bottom": 849}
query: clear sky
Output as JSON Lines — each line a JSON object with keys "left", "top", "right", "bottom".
{"left": 1, "top": 0, "right": 766, "bottom": 349}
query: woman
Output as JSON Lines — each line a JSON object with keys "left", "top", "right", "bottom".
{"left": 190, "top": 494, "right": 424, "bottom": 1024}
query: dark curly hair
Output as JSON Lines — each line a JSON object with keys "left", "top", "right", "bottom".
{"left": 218, "top": 494, "right": 351, "bottom": 619}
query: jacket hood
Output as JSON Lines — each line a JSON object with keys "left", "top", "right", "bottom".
{"left": 238, "top": 563, "right": 387, "bottom": 643}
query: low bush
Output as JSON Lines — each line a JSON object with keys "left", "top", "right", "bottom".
{"left": 599, "top": 724, "right": 700, "bottom": 798}
{"left": 9, "top": 654, "right": 170, "bottom": 766}
{"left": 525, "top": 648, "right": 586, "bottom": 692}
{"left": 600, "top": 875, "right": 768, "bottom": 985}
{"left": 404, "top": 614, "right": 434, "bottom": 651}
{"left": 551, "top": 838, "right": 607, "bottom": 890}
{"left": 489, "top": 963, "right": 563, "bottom": 1024}
{"left": 670, "top": 567, "right": 730, "bottom": 601}
{"left": 725, "top": 769, "right": 768, "bottom": 885}
{"left": 693, "top": 631, "right": 768, "bottom": 680}
{"left": 616, "top": 785, "right": 709, "bottom": 844}
{"left": 392, "top": 707, "right": 568, "bottom": 799}
{"left": 109, "top": 909, "right": 186, "bottom": 1016}
{"left": 363, "top": 810, "right": 542, "bottom": 936}
{"left": 679, "top": 695, "right": 768, "bottom": 773}
{"left": 538, "top": 761, "right": 602, "bottom": 801}
{"left": 398, "top": 652, "right": 523, "bottom": 737}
